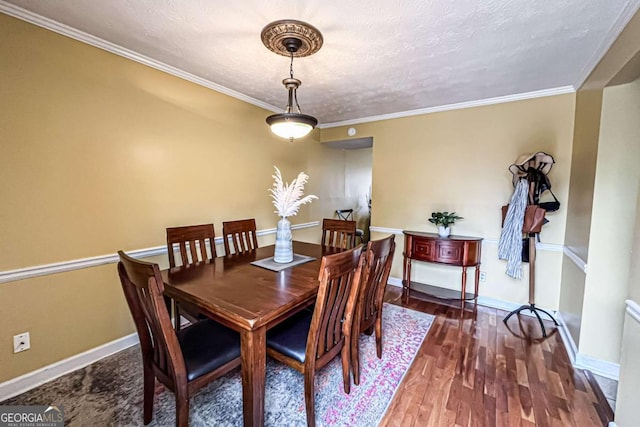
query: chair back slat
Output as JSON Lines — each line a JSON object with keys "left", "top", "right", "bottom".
{"left": 335, "top": 209, "right": 354, "bottom": 221}
{"left": 223, "top": 219, "right": 258, "bottom": 255}
{"left": 166, "top": 224, "right": 217, "bottom": 267}
{"left": 357, "top": 235, "right": 396, "bottom": 330}
{"left": 308, "top": 245, "right": 364, "bottom": 361}
{"left": 117, "top": 251, "right": 186, "bottom": 381}
{"left": 321, "top": 218, "right": 357, "bottom": 249}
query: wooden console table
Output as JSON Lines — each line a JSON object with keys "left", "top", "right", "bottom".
{"left": 402, "top": 231, "right": 483, "bottom": 302}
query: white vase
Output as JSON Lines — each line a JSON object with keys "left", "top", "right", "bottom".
{"left": 274, "top": 217, "right": 293, "bottom": 263}
{"left": 438, "top": 225, "right": 450, "bottom": 238}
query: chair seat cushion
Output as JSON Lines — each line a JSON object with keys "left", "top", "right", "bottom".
{"left": 266, "top": 309, "right": 313, "bottom": 364}
{"left": 178, "top": 319, "right": 240, "bottom": 382}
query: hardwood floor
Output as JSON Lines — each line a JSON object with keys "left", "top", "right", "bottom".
{"left": 379, "top": 287, "right": 613, "bottom": 427}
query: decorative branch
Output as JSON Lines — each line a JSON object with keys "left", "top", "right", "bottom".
{"left": 269, "top": 166, "right": 318, "bottom": 217}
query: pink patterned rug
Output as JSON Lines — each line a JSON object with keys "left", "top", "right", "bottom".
{"left": 3, "top": 303, "right": 434, "bottom": 426}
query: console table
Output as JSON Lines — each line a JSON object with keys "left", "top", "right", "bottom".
{"left": 402, "top": 231, "right": 483, "bottom": 302}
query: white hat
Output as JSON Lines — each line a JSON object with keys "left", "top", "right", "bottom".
{"left": 509, "top": 152, "right": 555, "bottom": 185}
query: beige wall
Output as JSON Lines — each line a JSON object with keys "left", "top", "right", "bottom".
{"left": 0, "top": 14, "right": 317, "bottom": 381}
{"left": 580, "top": 79, "right": 640, "bottom": 362}
{"left": 322, "top": 95, "right": 575, "bottom": 307}
{"left": 304, "top": 145, "right": 372, "bottom": 236}
{"left": 344, "top": 148, "right": 372, "bottom": 237}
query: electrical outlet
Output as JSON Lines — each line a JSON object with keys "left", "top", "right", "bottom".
{"left": 479, "top": 271, "right": 487, "bottom": 282}
{"left": 13, "top": 332, "right": 30, "bottom": 353}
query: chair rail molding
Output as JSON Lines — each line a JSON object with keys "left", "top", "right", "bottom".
{"left": 563, "top": 246, "right": 588, "bottom": 274}
{"left": 0, "top": 221, "right": 319, "bottom": 284}
{"left": 626, "top": 299, "right": 640, "bottom": 323}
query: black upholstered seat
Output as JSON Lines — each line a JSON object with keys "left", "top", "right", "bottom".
{"left": 266, "top": 309, "right": 313, "bottom": 363}
{"left": 178, "top": 319, "right": 241, "bottom": 381}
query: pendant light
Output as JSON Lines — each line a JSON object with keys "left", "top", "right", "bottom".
{"left": 261, "top": 20, "right": 323, "bottom": 141}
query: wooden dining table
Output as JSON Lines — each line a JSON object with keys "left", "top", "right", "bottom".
{"left": 161, "top": 241, "right": 340, "bottom": 427}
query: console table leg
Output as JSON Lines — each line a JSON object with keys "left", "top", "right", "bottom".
{"left": 461, "top": 266, "right": 467, "bottom": 300}
{"left": 474, "top": 264, "right": 481, "bottom": 301}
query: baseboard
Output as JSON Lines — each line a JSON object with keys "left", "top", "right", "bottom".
{"left": 555, "top": 313, "right": 620, "bottom": 380}
{"left": 388, "top": 276, "right": 557, "bottom": 318}
{"left": 0, "top": 333, "right": 139, "bottom": 402}
{"left": 389, "top": 276, "right": 620, "bottom": 380}
{"left": 575, "top": 354, "right": 620, "bottom": 381}
{"left": 555, "top": 311, "right": 578, "bottom": 365}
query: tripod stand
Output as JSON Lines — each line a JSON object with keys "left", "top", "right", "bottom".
{"left": 503, "top": 233, "right": 559, "bottom": 337}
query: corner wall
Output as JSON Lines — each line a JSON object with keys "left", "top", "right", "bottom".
{"left": 321, "top": 94, "right": 575, "bottom": 309}
{"left": 558, "top": 88, "right": 602, "bottom": 347}
{"left": 580, "top": 79, "right": 640, "bottom": 362}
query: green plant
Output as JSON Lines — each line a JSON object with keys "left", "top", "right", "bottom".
{"left": 428, "top": 211, "right": 463, "bottom": 228}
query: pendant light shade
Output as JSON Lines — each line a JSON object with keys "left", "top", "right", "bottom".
{"left": 261, "top": 20, "right": 323, "bottom": 141}
{"left": 266, "top": 113, "right": 318, "bottom": 139}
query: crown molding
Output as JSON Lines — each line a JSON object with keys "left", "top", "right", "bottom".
{"left": 0, "top": 1, "right": 281, "bottom": 114}
{"left": 572, "top": 1, "right": 640, "bottom": 89}
{"left": 320, "top": 86, "right": 576, "bottom": 128}
{"left": 0, "top": 221, "right": 319, "bottom": 284}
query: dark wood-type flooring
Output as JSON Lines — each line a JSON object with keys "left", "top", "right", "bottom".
{"left": 379, "top": 287, "right": 613, "bottom": 427}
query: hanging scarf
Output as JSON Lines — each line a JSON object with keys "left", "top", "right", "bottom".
{"left": 498, "top": 179, "right": 529, "bottom": 279}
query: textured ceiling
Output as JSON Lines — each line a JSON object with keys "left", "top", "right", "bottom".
{"left": 2, "top": 0, "right": 639, "bottom": 126}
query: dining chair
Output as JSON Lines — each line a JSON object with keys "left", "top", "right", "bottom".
{"left": 266, "top": 245, "right": 365, "bottom": 427}
{"left": 321, "top": 218, "right": 357, "bottom": 249}
{"left": 117, "top": 251, "right": 241, "bottom": 427}
{"left": 222, "top": 218, "right": 258, "bottom": 255}
{"left": 350, "top": 234, "right": 396, "bottom": 386}
{"left": 166, "top": 224, "right": 217, "bottom": 330}
{"left": 335, "top": 209, "right": 365, "bottom": 243}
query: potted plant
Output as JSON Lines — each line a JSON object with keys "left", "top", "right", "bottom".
{"left": 428, "top": 211, "right": 463, "bottom": 237}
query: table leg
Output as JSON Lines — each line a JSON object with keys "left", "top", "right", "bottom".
{"left": 241, "top": 326, "right": 266, "bottom": 427}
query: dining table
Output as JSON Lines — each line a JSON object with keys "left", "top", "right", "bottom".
{"left": 161, "top": 241, "right": 340, "bottom": 427}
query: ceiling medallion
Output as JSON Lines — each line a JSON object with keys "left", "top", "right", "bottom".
{"left": 261, "top": 19, "right": 323, "bottom": 58}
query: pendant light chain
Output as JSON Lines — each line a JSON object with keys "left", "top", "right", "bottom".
{"left": 289, "top": 51, "right": 303, "bottom": 114}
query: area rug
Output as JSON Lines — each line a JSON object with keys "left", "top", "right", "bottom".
{"left": 2, "top": 304, "right": 433, "bottom": 426}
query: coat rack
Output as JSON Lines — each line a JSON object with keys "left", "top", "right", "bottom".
{"left": 502, "top": 152, "right": 559, "bottom": 337}
{"left": 503, "top": 232, "right": 559, "bottom": 337}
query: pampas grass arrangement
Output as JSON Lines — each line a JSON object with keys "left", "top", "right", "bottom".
{"left": 269, "top": 166, "right": 318, "bottom": 218}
